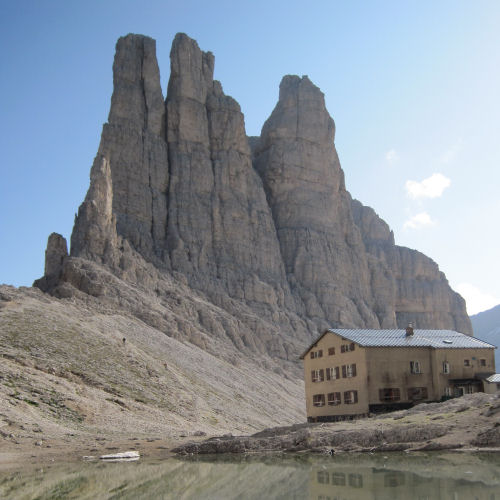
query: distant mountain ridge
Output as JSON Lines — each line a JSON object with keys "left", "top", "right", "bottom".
{"left": 34, "top": 33, "right": 472, "bottom": 365}
{"left": 471, "top": 304, "right": 500, "bottom": 369}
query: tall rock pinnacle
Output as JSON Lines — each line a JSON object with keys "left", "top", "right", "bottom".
{"left": 164, "top": 34, "right": 292, "bottom": 313}
{"left": 255, "top": 75, "right": 381, "bottom": 327}
{"left": 72, "top": 34, "right": 169, "bottom": 264}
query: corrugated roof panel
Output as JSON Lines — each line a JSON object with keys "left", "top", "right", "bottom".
{"left": 328, "top": 329, "right": 496, "bottom": 349}
{"left": 487, "top": 374, "right": 500, "bottom": 383}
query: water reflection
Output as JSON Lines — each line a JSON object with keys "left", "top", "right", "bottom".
{"left": 1, "top": 453, "right": 500, "bottom": 499}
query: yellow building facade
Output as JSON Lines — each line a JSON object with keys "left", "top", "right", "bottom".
{"left": 301, "top": 327, "right": 496, "bottom": 422}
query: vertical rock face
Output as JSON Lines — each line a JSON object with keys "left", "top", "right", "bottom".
{"left": 254, "top": 76, "right": 382, "bottom": 328}
{"left": 350, "top": 199, "right": 472, "bottom": 333}
{"left": 36, "top": 32, "right": 473, "bottom": 353}
{"left": 165, "top": 34, "right": 291, "bottom": 312}
{"left": 71, "top": 34, "right": 169, "bottom": 264}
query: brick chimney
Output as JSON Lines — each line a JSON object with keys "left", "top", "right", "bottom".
{"left": 406, "top": 323, "right": 414, "bottom": 336}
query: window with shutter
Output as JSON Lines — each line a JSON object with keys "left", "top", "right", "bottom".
{"left": 317, "top": 471, "right": 329, "bottom": 484}
{"left": 313, "top": 394, "right": 325, "bottom": 406}
{"left": 327, "top": 392, "right": 341, "bottom": 405}
{"left": 344, "top": 390, "right": 358, "bottom": 404}
{"left": 408, "top": 387, "right": 428, "bottom": 401}
{"left": 410, "top": 361, "right": 422, "bottom": 374}
{"left": 332, "top": 473, "right": 346, "bottom": 486}
{"left": 379, "top": 388, "right": 401, "bottom": 402}
{"left": 326, "top": 367, "right": 337, "bottom": 380}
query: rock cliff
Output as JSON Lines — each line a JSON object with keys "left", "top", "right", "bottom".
{"left": 35, "top": 33, "right": 472, "bottom": 366}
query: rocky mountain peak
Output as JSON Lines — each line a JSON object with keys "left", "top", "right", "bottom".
{"left": 168, "top": 33, "right": 214, "bottom": 104}
{"left": 35, "top": 33, "right": 472, "bottom": 361}
{"left": 260, "top": 74, "right": 335, "bottom": 148}
{"left": 109, "top": 34, "right": 164, "bottom": 135}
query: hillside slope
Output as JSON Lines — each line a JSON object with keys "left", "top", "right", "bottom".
{"left": 0, "top": 284, "right": 304, "bottom": 450}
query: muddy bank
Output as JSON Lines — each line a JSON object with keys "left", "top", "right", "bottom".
{"left": 174, "top": 393, "right": 500, "bottom": 455}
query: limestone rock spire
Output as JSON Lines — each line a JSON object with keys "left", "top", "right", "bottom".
{"left": 70, "top": 155, "right": 117, "bottom": 263}
{"left": 108, "top": 34, "right": 165, "bottom": 135}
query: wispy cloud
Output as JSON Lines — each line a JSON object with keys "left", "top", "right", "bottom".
{"left": 385, "top": 149, "right": 399, "bottom": 163}
{"left": 405, "top": 173, "right": 451, "bottom": 200}
{"left": 403, "top": 212, "right": 436, "bottom": 229}
{"left": 454, "top": 283, "right": 500, "bottom": 315}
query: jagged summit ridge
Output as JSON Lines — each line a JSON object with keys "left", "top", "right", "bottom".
{"left": 35, "top": 33, "right": 472, "bottom": 361}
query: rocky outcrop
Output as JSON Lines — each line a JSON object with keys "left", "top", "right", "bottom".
{"left": 351, "top": 199, "right": 471, "bottom": 332}
{"left": 174, "top": 393, "right": 499, "bottom": 454}
{"left": 35, "top": 32, "right": 472, "bottom": 363}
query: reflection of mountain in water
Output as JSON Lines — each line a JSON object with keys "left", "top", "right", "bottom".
{"left": 1, "top": 454, "right": 499, "bottom": 499}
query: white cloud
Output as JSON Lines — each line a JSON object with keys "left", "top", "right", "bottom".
{"left": 454, "top": 283, "right": 500, "bottom": 315}
{"left": 403, "top": 212, "right": 436, "bottom": 229}
{"left": 385, "top": 149, "right": 399, "bottom": 163}
{"left": 405, "top": 173, "right": 451, "bottom": 199}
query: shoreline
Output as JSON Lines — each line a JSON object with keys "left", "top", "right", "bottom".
{"left": 2, "top": 393, "right": 499, "bottom": 469}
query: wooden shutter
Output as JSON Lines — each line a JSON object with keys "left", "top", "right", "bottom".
{"left": 342, "top": 365, "right": 347, "bottom": 378}
{"left": 352, "top": 364, "right": 357, "bottom": 377}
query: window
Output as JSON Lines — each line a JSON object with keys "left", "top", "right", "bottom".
{"left": 384, "top": 472, "right": 405, "bottom": 487}
{"left": 342, "top": 364, "right": 357, "bottom": 378}
{"left": 348, "top": 473, "right": 363, "bottom": 488}
{"left": 480, "top": 359, "right": 486, "bottom": 367}
{"left": 410, "top": 361, "right": 422, "bottom": 374}
{"left": 311, "top": 369, "right": 324, "bottom": 382}
{"left": 379, "top": 388, "right": 401, "bottom": 402}
{"left": 313, "top": 394, "right": 325, "bottom": 407}
{"left": 344, "top": 390, "right": 358, "bottom": 404}
{"left": 326, "top": 367, "right": 339, "bottom": 380}
{"left": 444, "top": 387, "right": 452, "bottom": 397}
{"left": 331, "top": 473, "right": 346, "bottom": 486}
{"left": 464, "top": 359, "right": 470, "bottom": 367}
{"left": 310, "top": 349, "right": 323, "bottom": 359}
{"left": 328, "top": 347, "right": 335, "bottom": 356}
{"left": 340, "top": 343, "right": 355, "bottom": 353}
{"left": 408, "top": 387, "right": 428, "bottom": 401}
{"left": 442, "top": 362, "right": 450, "bottom": 374}
{"left": 328, "top": 392, "right": 341, "bottom": 405}
{"left": 317, "top": 471, "right": 329, "bottom": 484}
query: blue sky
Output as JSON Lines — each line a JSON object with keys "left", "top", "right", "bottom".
{"left": 1, "top": 0, "right": 499, "bottom": 315}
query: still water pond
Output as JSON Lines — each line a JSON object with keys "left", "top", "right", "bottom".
{"left": 1, "top": 453, "right": 500, "bottom": 499}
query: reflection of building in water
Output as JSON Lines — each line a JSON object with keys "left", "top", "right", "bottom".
{"left": 301, "top": 327, "right": 497, "bottom": 422}
{"left": 310, "top": 464, "right": 499, "bottom": 500}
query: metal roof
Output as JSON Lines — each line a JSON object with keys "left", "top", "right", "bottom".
{"left": 300, "top": 328, "right": 496, "bottom": 358}
{"left": 328, "top": 329, "right": 496, "bottom": 349}
{"left": 486, "top": 374, "right": 500, "bottom": 383}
